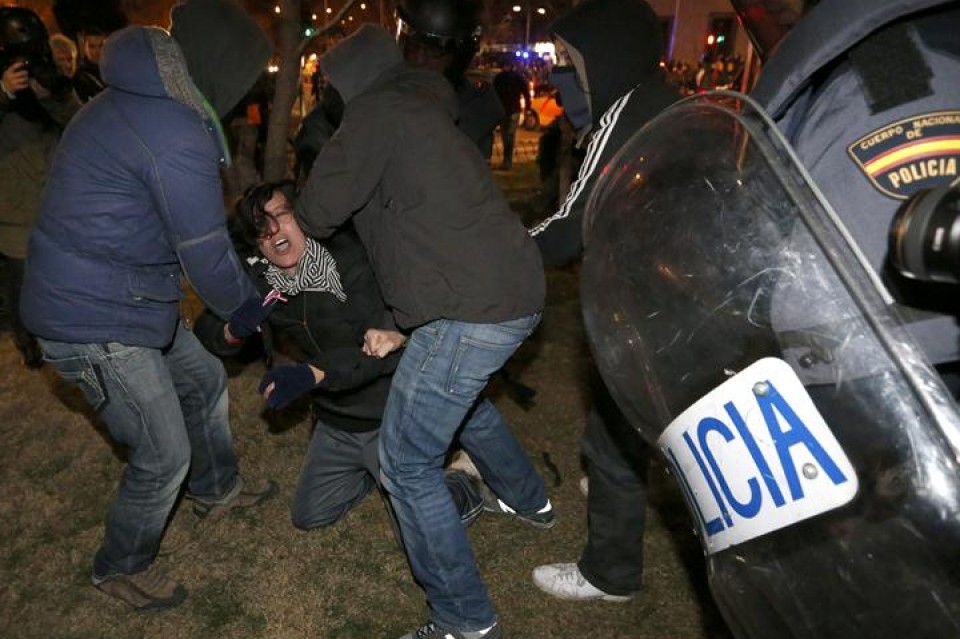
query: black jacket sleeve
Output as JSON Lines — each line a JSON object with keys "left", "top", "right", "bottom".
{"left": 311, "top": 347, "right": 401, "bottom": 392}
{"left": 528, "top": 134, "right": 600, "bottom": 268}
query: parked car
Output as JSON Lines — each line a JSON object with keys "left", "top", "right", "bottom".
{"left": 522, "top": 84, "right": 564, "bottom": 131}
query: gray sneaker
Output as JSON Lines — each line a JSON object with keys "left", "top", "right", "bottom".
{"left": 483, "top": 494, "right": 555, "bottom": 529}
{"left": 92, "top": 564, "right": 187, "bottom": 611}
{"left": 400, "top": 621, "right": 502, "bottom": 639}
{"left": 190, "top": 476, "right": 278, "bottom": 520}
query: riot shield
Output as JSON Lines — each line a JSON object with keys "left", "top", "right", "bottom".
{"left": 581, "top": 91, "right": 960, "bottom": 639}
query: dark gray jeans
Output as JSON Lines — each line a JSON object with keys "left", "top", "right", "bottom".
{"left": 292, "top": 419, "right": 484, "bottom": 531}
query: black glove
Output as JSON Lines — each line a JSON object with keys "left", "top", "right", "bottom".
{"left": 227, "top": 292, "right": 281, "bottom": 340}
{"left": 258, "top": 364, "right": 317, "bottom": 410}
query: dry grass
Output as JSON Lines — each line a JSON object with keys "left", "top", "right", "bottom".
{"left": 0, "top": 162, "right": 733, "bottom": 639}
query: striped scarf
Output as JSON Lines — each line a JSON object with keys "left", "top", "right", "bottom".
{"left": 263, "top": 237, "right": 347, "bottom": 301}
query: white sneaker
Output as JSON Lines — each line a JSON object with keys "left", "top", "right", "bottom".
{"left": 579, "top": 476, "right": 589, "bottom": 498}
{"left": 532, "top": 563, "right": 633, "bottom": 602}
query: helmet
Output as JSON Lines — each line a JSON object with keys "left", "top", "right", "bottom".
{"left": 396, "top": 0, "right": 482, "bottom": 83}
{"left": 396, "top": 0, "right": 482, "bottom": 52}
{"left": 0, "top": 7, "right": 52, "bottom": 71}
{"left": 0, "top": 7, "right": 63, "bottom": 95}
{"left": 730, "top": 0, "right": 819, "bottom": 60}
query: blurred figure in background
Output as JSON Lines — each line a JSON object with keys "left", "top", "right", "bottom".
{"left": 0, "top": 8, "right": 80, "bottom": 369}
{"left": 49, "top": 33, "right": 77, "bottom": 79}
{"left": 72, "top": 29, "right": 105, "bottom": 101}
{"left": 493, "top": 59, "right": 531, "bottom": 170}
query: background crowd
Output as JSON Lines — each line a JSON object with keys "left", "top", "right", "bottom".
{"left": 2, "top": 1, "right": 959, "bottom": 639}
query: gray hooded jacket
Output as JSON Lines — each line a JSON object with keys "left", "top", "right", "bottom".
{"left": 296, "top": 26, "right": 544, "bottom": 330}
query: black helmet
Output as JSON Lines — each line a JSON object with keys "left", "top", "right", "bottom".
{"left": 0, "top": 7, "right": 51, "bottom": 69}
{"left": 395, "top": 0, "right": 482, "bottom": 53}
{"left": 0, "top": 7, "right": 65, "bottom": 98}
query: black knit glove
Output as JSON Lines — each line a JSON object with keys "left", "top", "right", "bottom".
{"left": 258, "top": 364, "right": 317, "bottom": 410}
{"left": 227, "top": 291, "right": 283, "bottom": 340}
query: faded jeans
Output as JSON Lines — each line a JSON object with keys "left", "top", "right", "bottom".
{"left": 39, "top": 322, "right": 239, "bottom": 579}
{"left": 379, "top": 313, "right": 546, "bottom": 631}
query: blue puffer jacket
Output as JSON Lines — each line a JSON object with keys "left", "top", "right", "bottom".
{"left": 21, "top": 26, "right": 260, "bottom": 348}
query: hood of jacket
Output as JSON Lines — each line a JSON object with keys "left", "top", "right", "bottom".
{"left": 169, "top": 0, "right": 272, "bottom": 118}
{"left": 752, "top": 0, "right": 954, "bottom": 118}
{"left": 320, "top": 24, "right": 406, "bottom": 104}
{"left": 100, "top": 26, "right": 208, "bottom": 118}
{"left": 322, "top": 24, "right": 456, "bottom": 118}
{"left": 549, "top": 0, "right": 663, "bottom": 125}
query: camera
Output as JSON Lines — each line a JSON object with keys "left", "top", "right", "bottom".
{"left": 0, "top": 7, "right": 60, "bottom": 92}
{"left": 888, "top": 186, "right": 960, "bottom": 284}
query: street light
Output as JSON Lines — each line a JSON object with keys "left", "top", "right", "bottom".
{"left": 512, "top": 3, "right": 546, "bottom": 50}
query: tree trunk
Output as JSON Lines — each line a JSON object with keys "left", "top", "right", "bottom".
{"left": 262, "top": 0, "right": 301, "bottom": 182}
{"left": 262, "top": 0, "right": 359, "bottom": 182}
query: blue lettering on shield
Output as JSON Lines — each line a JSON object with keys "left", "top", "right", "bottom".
{"left": 666, "top": 379, "right": 850, "bottom": 540}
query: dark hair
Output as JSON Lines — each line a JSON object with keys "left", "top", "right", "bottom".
{"left": 232, "top": 180, "right": 297, "bottom": 253}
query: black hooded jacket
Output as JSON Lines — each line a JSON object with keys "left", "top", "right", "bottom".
{"left": 530, "top": 0, "right": 680, "bottom": 267}
{"left": 296, "top": 26, "right": 544, "bottom": 329}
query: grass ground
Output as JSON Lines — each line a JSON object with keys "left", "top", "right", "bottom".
{"left": 0, "top": 161, "right": 734, "bottom": 639}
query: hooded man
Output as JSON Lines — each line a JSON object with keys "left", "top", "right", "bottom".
{"left": 527, "top": 0, "right": 682, "bottom": 603}
{"left": 295, "top": 24, "right": 548, "bottom": 639}
{"left": 20, "top": 0, "right": 276, "bottom": 612}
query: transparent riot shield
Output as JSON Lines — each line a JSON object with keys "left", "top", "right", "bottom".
{"left": 580, "top": 91, "right": 960, "bottom": 639}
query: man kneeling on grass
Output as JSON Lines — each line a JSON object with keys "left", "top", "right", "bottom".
{"left": 196, "top": 181, "right": 489, "bottom": 533}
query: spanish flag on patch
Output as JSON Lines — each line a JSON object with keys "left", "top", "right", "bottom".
{"left": 847, "top": 111, "right": 960, "bottom": 200}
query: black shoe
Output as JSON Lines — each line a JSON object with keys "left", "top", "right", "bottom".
{"left": 17, "top": 337, "right": 43, "bottom": 369}
{"left": 483, "top": 494, "right": 555, "bottom": 529}
{"left": 444, "top": 469, "right": 487, "bottom": 527}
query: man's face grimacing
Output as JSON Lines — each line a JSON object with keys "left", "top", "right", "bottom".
{"left": 256, "top": 191, "right": 308, "bottom": 275}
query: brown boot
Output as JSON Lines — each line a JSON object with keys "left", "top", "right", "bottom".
{"left": 93, "top": 564, "right": 187, "bottom": 611}
{"left": 190, "top": 476, "right": 278, "bottom": 521}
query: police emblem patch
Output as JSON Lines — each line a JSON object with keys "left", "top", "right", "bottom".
{"left": 847, "top": 111, "right": 960, "bottom": 200}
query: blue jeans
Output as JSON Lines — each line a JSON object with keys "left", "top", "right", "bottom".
{"left": 39, "top": 322, "right": 239, "bottom": 578}
{"left": 379, "top": 313, "right": 546, "bottom": 631}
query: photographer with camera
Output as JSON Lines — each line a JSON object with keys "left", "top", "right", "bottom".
{"left": 0, "top": 8, "right": 80, "bottom": 368}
